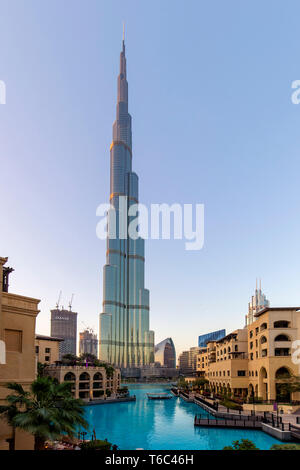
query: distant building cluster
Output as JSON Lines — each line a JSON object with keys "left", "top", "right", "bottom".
{"left": 179, "top": 285, "right": 300, "bottom": 404}
{"left": 0, "top": 257, "right": 118, "bottom": 451}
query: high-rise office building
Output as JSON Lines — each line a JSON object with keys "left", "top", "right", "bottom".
{"left": 198, "top": 329, "right": 226, "bottom": 347}
{"left": 245, "top": 280, "right": 270, "bottom": 326}
{"left": 99, "top": 34, "right": 154, "bottom": 367}
{"left": 155, "top": 338, "right": 176, "bottom": 369}
{"left": 79, "top": 329, "right": 98, "bottom": 357}
{"left": 51, "top": 308, "right": 77, "bottom": 359}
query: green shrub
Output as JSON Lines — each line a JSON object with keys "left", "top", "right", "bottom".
{"left": 270, "top": 443, "right": 300, "bottom": 450}
{"left": 223, "top": 439, "right": 259, "bottom": 450}
{"left": 80, "top": 439, "right": 112, "bottom": 451}
{"left": 220, "top": 399, "right": 243, "bottom": 411}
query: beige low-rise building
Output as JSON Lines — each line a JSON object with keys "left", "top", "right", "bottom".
{"left": 196, "top": 306, "right": 300, "bottom": 403}
{"left": 0, "top": 257, "right": 40, "bottom": 450}
{"left": 246, "top": 307, "right": 300, "bottom": 401}
{"left": 44, "top": 365, "right": 121, "bottom": 400}
{"left": 35, "top": 334, "right": 62, "bottom": 364}
{"left": 197, "top": 329, "right": 249, "bottom": 398}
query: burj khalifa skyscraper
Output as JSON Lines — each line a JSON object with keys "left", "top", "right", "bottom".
{"left": 99, "top": 33, "right": 154, "bottom": 367}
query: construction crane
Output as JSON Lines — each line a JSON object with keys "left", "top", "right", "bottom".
{"left": 56, "top": 290, "right": 62, "bottom": 309}
{"left": 81, "top": 321, "right": 96, "bottom": 335}
{"left": 69, "top": 293, "right": 74, "bottom": 311}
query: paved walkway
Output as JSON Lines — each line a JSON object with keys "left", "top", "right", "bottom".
{"left": 194, "top": 393, "right": 300, "bottom": 425}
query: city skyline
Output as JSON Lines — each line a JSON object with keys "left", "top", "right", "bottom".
{"left": 1, "top": 1, "right": 300, "bottom": 357}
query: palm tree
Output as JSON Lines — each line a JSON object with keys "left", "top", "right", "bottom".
{"left": 0, "top": 376, "right": 89, "bottom": 450}
{"left": 61, "top": 353, "right": 79, "bottom": 365}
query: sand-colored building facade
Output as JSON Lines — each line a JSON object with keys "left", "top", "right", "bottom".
{"left": 0, "top": 257, "right": 40, "bottom": 450}
{"left": 196, "top": 308, "right": 300, "bottom": 402}
{"left": 45, "top": 365, "right": 121, "bottom": 400}
{"left": 35, "top": 334, "right": 62, "bottom": 365}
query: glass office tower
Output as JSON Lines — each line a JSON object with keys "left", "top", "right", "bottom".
{"left": 99, "top": 36, "right": 154, "bottom": 367}
{"left": 198, "top": 329, "right": 226, "bottom": 348}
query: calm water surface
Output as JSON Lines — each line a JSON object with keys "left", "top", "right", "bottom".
{"left": 84, "top": 384, "right": 282, "bottom": 450}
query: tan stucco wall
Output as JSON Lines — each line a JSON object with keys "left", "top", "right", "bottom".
{"left": 45, "top": 365, "right": 121, "bottom": 400}
{"left": 0, "top": 257, "right": 40, "bottom": 450}
{"left": 35, "top": 338, "right": 60, "bottom": 364}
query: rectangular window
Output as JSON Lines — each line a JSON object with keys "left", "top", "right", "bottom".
{"left": 45, "top": 348, "right": 50, "bottom": 353}
{"left": 35, "top": 346, "right": 39, "bottom": 353}
{"left": 45, "top": 356, "right": 50, "bottom": 361}
{"left": 5, "top": 329, "right": 22, "bottom": 352}
{"left": 237, "top": 370, "right": 246, "bottom": 376}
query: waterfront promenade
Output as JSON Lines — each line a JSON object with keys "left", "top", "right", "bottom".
{"left": 173, "top": 388, "right": 300, "bottom": 442}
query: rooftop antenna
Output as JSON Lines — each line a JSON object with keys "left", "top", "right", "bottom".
{"left": 122, "top": 22, "right": 125, "bottom": 52}
{"left": 56, "top": 290, "right": 62, "bottom": 309}
{"left": 69, "top": 293, "right": 74, "bottom": 311}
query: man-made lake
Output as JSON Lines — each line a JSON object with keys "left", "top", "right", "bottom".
{"left": 84, "top": 384, "right": 282, "bottom": 450}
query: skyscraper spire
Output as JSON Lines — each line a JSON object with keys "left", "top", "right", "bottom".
{"left": 99, "top": 37, "right": 154, "bottom": 368}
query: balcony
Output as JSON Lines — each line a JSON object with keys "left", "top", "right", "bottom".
{"left": 274, "top": 348, "right": 290, "bottom": 357}
{"left": 228, "top": 352, "right": 248, "bottom": 360}
{"left": 79, "top": 383, "right": 90, "bottom": 390}
{"left": 93, "top": 382, "right": 103, "bottom": 389}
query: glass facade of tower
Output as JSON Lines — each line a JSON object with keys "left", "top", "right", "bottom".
{"left": 198, "top": 329, "right": 226, "bottom": 348}
{"left": 99, "top": 38, "right": 154, "bottom": 367}
{"left": 155, "top": 338, "right": 176, "bottom": 369}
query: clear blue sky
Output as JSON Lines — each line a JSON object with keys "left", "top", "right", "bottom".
{"left": 1, "top": 0, "right": 300, "bottom": 357}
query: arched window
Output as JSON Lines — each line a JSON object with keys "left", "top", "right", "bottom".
{"left": 274, "top": 320, "right": 290, "bottom": 328}
{"left": 260, "top": 336, "right": 267, "bottom": 344}
{"left": 274, "top": 334, "right": 290, "bottom": 342}
{"left": 64, "top": 372, "right": 76, "bottom": 382}
{"left": 79, "top": 372, "right": 90, "bottom": 381}
{"left": 93, "top": 372, "right": 103, "bottom": 381}
{"left": 260, "top": 323, "right": 267, "bottom": 331}
{"left": 275, "top": 367, "right": 291, "bottom": 379}
{"left": 260, "top": 367, "right": 268, "bottom": 379}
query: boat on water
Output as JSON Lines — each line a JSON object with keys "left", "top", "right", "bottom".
{"left": 147, "top": 393, "right": 173, "bottom": 400}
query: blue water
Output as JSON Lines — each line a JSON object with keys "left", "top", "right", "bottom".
{"left": 84, "top": 384, "right": 282, "bottom": 450}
